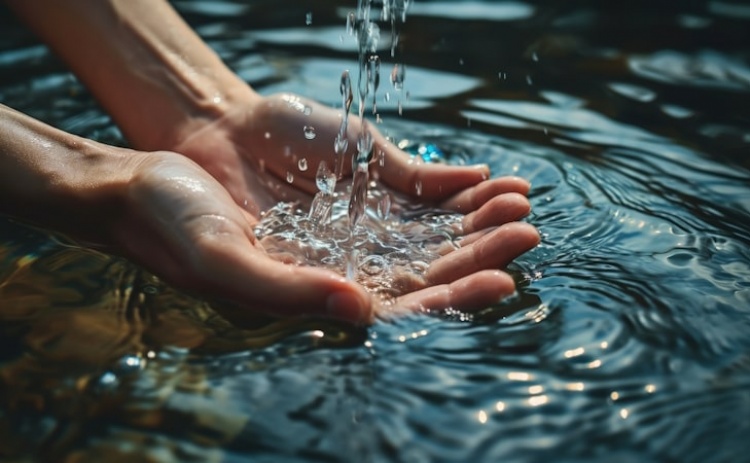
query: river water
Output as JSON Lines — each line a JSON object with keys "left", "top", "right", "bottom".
{"left": 1, "top": 1, "right": 750, "bottom": 462}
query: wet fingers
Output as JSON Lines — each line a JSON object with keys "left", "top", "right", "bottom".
{"left": 393, "top": 270, "right": 516, "bottom": 314}
{"left": 426, "top": 222, "right": 539, "bottom": 286}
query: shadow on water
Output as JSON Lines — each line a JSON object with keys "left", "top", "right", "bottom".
{"left": 2, "top": 0, "right": 750, "bottom": 462}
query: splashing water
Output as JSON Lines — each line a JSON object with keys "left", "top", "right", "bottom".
{"left": 257, "top": 192, "right": 462, "bottom": 301}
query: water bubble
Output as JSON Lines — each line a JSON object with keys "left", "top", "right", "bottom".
{"left": 286, "top": 171, "right": 294, "bottom": 183}
{"left": 361, "top": 255, "right": 387, "bottom": 276}
{"left": 304, "top": 126, "right": 317, "bottom": 140}
{"left": 298, "top": 158, "right": 308, "bottom": 171}
{"left": 306, "top": 12, "right": 313, "bottom": 25}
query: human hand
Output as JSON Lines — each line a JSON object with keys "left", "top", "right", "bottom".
{"left": 158, "top": 93, "right": 539, "bottom": 320}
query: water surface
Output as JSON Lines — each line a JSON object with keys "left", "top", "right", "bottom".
{"left": 1, "top": 1, "right": 750, "bottom": 462}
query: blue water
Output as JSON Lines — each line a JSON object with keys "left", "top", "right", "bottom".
{"left": 1, "top": 1, "right": 750, "bottom": 462}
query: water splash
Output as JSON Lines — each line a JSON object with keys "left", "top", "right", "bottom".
{"left": 258, "top": 192, "right": 463, "bottom": 300}
{"left": 308, "top": 161, "right": 337, "bottom": 226}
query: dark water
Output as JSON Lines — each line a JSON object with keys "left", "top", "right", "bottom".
{"left": 2, "top": 1, "right": 750, "bottom": 462}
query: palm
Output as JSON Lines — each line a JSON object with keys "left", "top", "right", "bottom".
{"left": 142, "top": 93, "right": 539, "bottom": 323}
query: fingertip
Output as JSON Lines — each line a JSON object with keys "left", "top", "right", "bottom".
{"left": 326, "top": 287, "right": 373, "bottom": 325}
{"left": 448, "top": 270, "right": 516, "bottom": 311}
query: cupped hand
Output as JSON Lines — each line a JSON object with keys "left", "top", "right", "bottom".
{"left": 146, "top": 93, "right": 539, "bottom": 322}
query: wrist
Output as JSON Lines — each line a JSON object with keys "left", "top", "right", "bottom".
{"left": 0, "top": 104, "right": 142, "bottom": 244}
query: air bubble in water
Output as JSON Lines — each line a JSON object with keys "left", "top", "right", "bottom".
{"left": 304, "top": 126, "right": 316, "bottom": 139}
{"left": 298, "top": 158, "right": 308, "bottom": 171}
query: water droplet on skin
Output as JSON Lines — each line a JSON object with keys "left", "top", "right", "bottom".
{"left": 298, "top": 158, "right": 308, "bottom": 171}
{"left": 286, "top": 171, "right": 294, "bottom": 183}
{"left": 264, "top": 132, "right": 271, "bottom": 139}
{"left": 304, "top": 126, "right": 317, "bottom": 139}
{"left": 303, "top": 106, "right": 313, "bottom": 115}
{"left": 415, "top": 180, "right": 422, "bottom": 196}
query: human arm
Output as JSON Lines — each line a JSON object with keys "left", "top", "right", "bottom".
{"left": 5, "top": 0, "right": 541, "bottom": 322}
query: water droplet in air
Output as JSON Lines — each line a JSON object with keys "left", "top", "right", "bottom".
{"left": 286, "top": 171, "right": 294, "bottom": 183}
{"left": 306, "top": 12, "right": 313, "bottom": 25}
{"left": 532, "top": 52, "right": 539, "bottom": 62}
{"left": 346, "top": 12, "right": 356, "bottom": 36}
{"left": 298, "top": 158, "right": 308, "bottom": 171}
{"left": 391, "top": 64, "right": 405, "bottom": 90}
{"left": 316, "top": 161, "right": 336, "bottom": 194}
{"left": 304, "top": 126, "right": 316, "bottom": 139}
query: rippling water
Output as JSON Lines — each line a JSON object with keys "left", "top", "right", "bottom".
{"left": 2, "top": 1, "right": 750, "bottom": 462}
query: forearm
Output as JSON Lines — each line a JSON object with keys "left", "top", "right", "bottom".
{"left": 6, "top": 0, "right": 258, "bottom": 150}
{"left": 0, "top": 103, "right": 136, "bottom": 243}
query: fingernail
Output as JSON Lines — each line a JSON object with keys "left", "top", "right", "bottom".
{"left": 326, "top": 291, "right": 371, "bottom": 325}
{"left": 473, "top": 164, "right": 490, "bottom": 179}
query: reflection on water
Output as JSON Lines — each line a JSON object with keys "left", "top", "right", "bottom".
{"left": 2, "top": 0, "right": 750, "bottom": 461}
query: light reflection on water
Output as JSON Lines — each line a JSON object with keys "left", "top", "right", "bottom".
{"left": 2, "top": 0, "right": 750, "bottom": 462}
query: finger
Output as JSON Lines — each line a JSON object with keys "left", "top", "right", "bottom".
{"left": 393, "top": 270, "right": 516, "bottom": 314}
{"left": 172, "top": 233, "right": 374, "bottom": 325}
{"left": 373, "top": 133, "right": 490, "bottom": 200}
{"left": 426, "top": 222, "right": 540, "bottom": 286}
{"left": 461, "top": 192, "right": 531, "bottom": 235}
{"left": 441, "top": 176, "right": 531, "bottom": 213}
